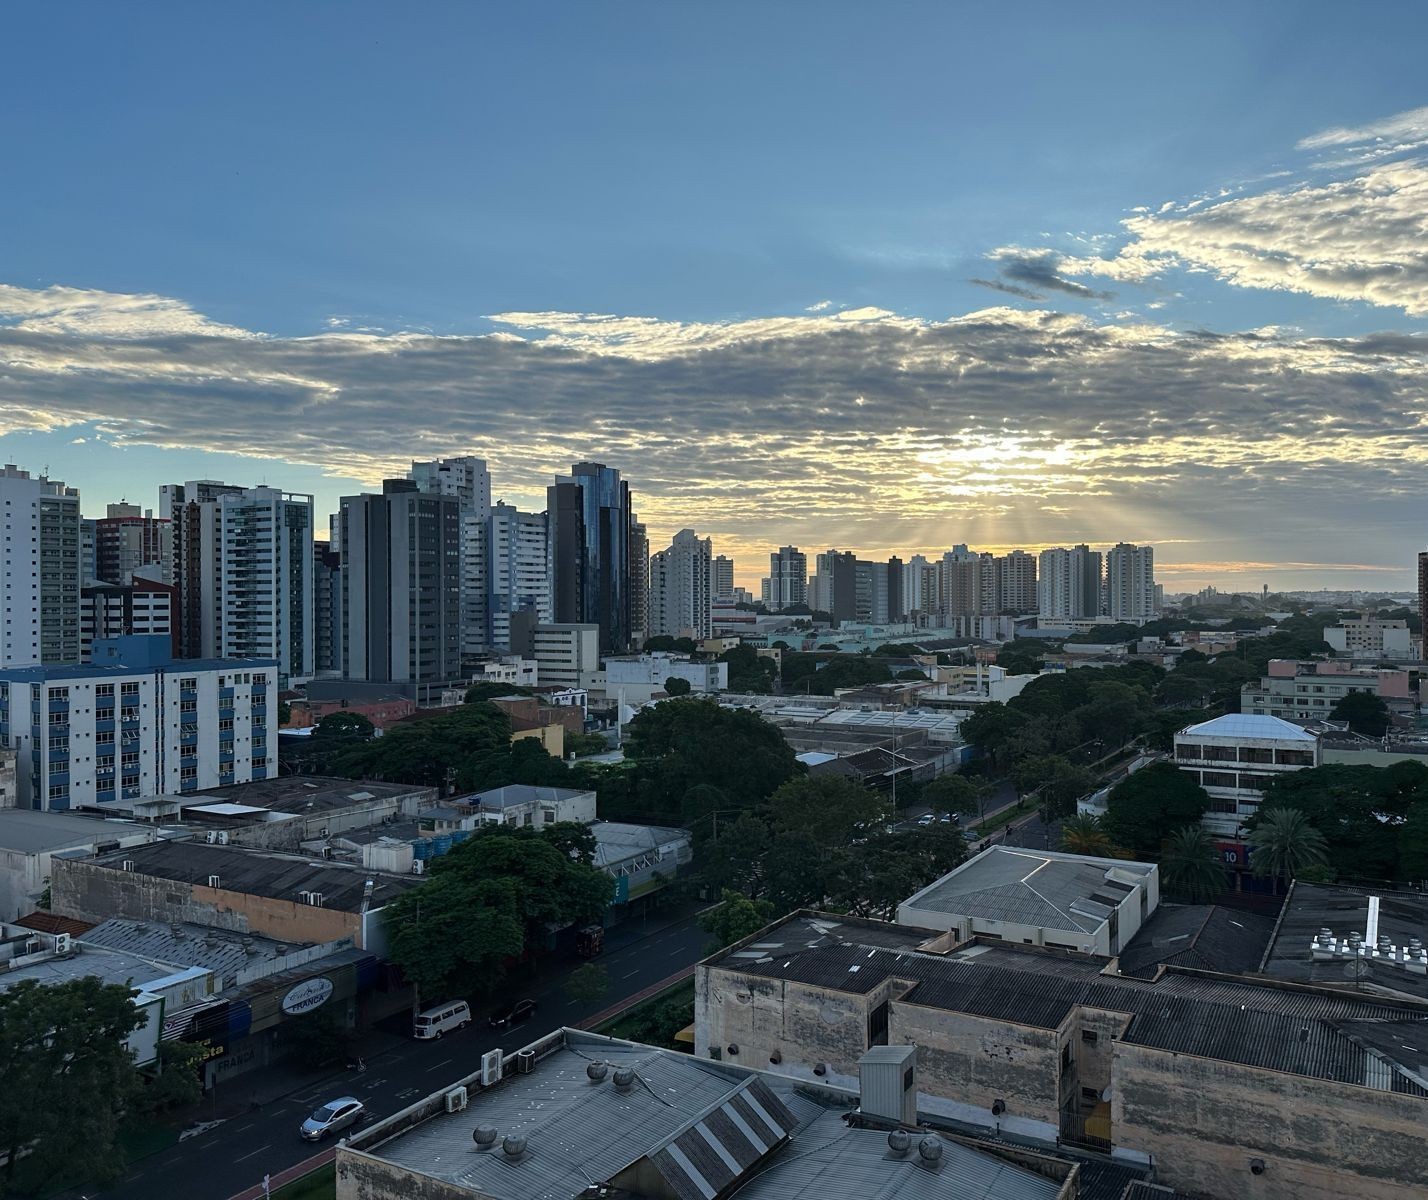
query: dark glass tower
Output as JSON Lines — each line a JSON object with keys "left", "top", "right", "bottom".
{"left": 548, "top": 462, "right": 633, "bottom": 655}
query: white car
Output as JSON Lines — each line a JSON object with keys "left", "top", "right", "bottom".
{"left": 300, "top": 1096, "right": 365, "bottom": 1141}
{"left": 917, "top": 813, "right": 936, "bottom": 826}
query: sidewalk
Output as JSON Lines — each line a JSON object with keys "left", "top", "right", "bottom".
{"left": 227, "top": 1149, "right": 332, "bottom": 1200}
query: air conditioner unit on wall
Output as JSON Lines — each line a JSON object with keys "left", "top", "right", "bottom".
{"left": 481, "top": 1049, "right": 503, "bottom": 1087}
{"left": 445, "top": 1087, "right": 468, "bottom": 1113}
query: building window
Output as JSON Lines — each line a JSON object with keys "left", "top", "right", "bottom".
{"left": 1081, "top": 1030, "right": 1099, "bottom": 1044}
{"left": 122, "top": 774, "right": 139, "bottom": 789}
{"left": 120, "top": 682, "right": 139, "bottom": 696}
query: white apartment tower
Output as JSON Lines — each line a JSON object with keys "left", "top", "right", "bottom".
{"left": 0, "top": 465, "right": 81, "bottom": 667}
{"left": 767, "top": 546, "right": 807, "bottom": 611}
{"left": 409, "top": 456, "right": 492, "bottom": 663}
{"left": 1037, "top": 544, "right": 1103, "bottom": 620}
{"left": 483, "top": 502, "right": 551, "bottom": 653}
{"left": 649, "top": 529, "right": 713, "bottom": 639}
{"left": 1107, "top": 542, "right": 1157, "bottom": 622}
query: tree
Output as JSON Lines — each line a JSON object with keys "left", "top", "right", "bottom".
{"left": 1077, "top": 680, "right": 1151, "bottom": 748}
{"left": 564, "top": 963, "right": 611, "bottom": 1005}
{"left": 1059, "top": 812, "right": 1120, "bottom": 858}
{"left": 278, "top": 699, "right": 292, "bottom": 726}
{"left": 920, "top": 774, "right": 986, "bottom": 820}
{"left": 314, "top": 710, "right": 376, "bottom": 740}
{"left": 663, "top": 676, "right": 692, "bottom": 696}
{"left": 1012, "top": 755, "right": 1093, "bottom": 822}
{"left": 1401, "top": 802, "right": 1428, "bottom": 884}
{"left": 565, "top": 730, "right": 610, "bottom": 758}
{"left": 768, "top": 775, "right": 885, "bottom": 853}
{"left": 719, "top": 644, "right": 778, "bottom": 693}
{"left": 384, "top": 825, "right": 613, "bottom": 1000}
{"left": 958, "top": 702, "right": 1026, "bottom": 767}
{"left": 0, "top": 978, "right": 146, "bottom": 1197}
{"left": 624, "top": 699, "right": 798, "bottom": 819}
{"left": 1155, "top": 673, "right": 1213, "bottom": 709}
{"left": 1160, "top": 825, "right": 1229, "bottom": 901}
{"left": 1329, "top": 691, "right": 1390, "bottom": 737}
{"left": 136, "top": 1039, "right": 209, "bottom": 1115}
{"left": 700, "top": 890, "right": 776, "bottom": 951}
{"left": 1249, "top": 807, "right": 1330, "bottom": 883}
{"left": 1104, "top": 762, "right": 1209, "bottom": 860}
{"left": 464, "top": 681, "right": 531, "bottom": 703}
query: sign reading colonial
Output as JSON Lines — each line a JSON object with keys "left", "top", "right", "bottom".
{"left": 281, "top": 976, "right": 335, "bottom": 1015}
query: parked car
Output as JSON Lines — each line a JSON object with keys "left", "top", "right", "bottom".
{"left": 413, "top": 999, "right": 472, "bottom": 1040}
{"left": 300, "top": 1096, "right": 365, "bottom": 1142}
{"left": 917, "top": 813, "right": 936, "bottom": 826}
{"left": 489, "top": 998, "right": 538, "bottom": 1028}
{"left": 939, "top": 813, "right": 959, "bottom": 824}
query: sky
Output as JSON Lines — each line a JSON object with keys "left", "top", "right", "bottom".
{"left": 2, "top": 2, "right": 1428, "bottom": 593}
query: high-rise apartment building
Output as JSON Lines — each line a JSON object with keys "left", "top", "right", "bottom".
{"left": 629, "top": 517, "right": 649, "bottom": 651}
{"left": 409, "top": 456, "right": 491, "bottom": 664}
{"left": 813, "top": 550, "right": 857, "bottom": 625}
{"left": 548, "top": 463, "right": 635, "bottom": 655}
{"left": 313, "top": 539, "right": 342, "bottom": 676}
{"left": 80, "top": 580, "right": 178, "bottom": 662}
{"left": 767, "top": 546, "right": 807, "bottom": 611}
{"left": 161, "top": 479, "right": 244, "bottom": 660}
{"left": 1037, "top": 544, "right": 1103, "bottom": 620}
{"left": 712, "top": 555, "right": 735, "bottom": 600}
{"left": 1106, "top": 542, "right": 1156, "bottom": 622}
{"left": 340, "top": 480, "right": 461, "bottom": 684}
{"left": 0, "top": 634, "right": 277, "bottom": 811}
{"left": 1419, "top": 551, "right": 1428, "bottom": 652}
{"left": 649, "top": 528, "right": 712, "bottom": 639}
{"left": 94, "top": 503, "right": 172, "bottom": 586}
{"left": 0, "top": 465, "right": 81, "bottom": 667}
{"left": 483, "top": 503, "right": 551, "bottom": 653}
{"left": 997, "top": 550, "right": 1038, "bottom": 612}
{"left": 901, "top": 555, "right": 938, "bottom": 617}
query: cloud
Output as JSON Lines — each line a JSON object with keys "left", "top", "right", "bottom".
{"left": 0, "top": 283, "right": 255, "bottom": 339}
{"left": 975, "top": 248, "right": 1114, "bottom": 301}
{"left": 1298, "top": 105, "right": 1428, "bottom": 152}
{"left": 4, "top": 282, "right": 1428, "bottom": 582}
{"left": 805, "top": 299, "right": 834, "bottom": 312}
{"left": 1039, "top": 106, "right": 1428, "bottom": 316}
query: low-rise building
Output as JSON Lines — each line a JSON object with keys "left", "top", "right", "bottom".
{"left": 529, "top": 623, "right": 600, "bottom": 688}
{"left": 461, "top": 783, "right": 598, "bottom": 829}
{"left": 590, "top": 820, "right": 692, "bottom": 908}
{"left": 335, "top": 1028, "right": 1095, "bottom": 1200}
{"left": 477, "top": 657, "right": 539, "bottom": 687}
{"left": 1172, "top": 714, "right": 1320, "bottom": 837}
{"left": 1241, "top": 659, "right": 1412, "bottom": 721}
{"left": 0, "top": 634, "right": 278, "bottom": 811}
{"left": 50, "top": 840, "right": 420, "bottom": 953}
{"left": 897, "top": 846, "right": 1159, "bottom": 956}
{"left": 599, "top": 653, "right": 728, "bottom": 701}
{"left": 1324, "top": 616, "right": 1413, "bottom": 660}
{"left": 698, "top": 911, "right": 1428, "bottom": 1200}
{"left": 0, "top": 808, "right": 156, "bottom": 920}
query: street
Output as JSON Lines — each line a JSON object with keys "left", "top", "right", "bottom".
{"left": 91, "top": 911, "right": 709, "bottom": 1200}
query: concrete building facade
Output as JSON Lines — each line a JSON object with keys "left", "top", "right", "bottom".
{"left": 1105, "top": 543, "right": 1156, "bottom": 622}
{"left": 529, "top": 623, "right": 601, "bottom": 688}
{"left": 0, "top": 465, "right": 82, "bottom": 667}
{"left": 767, "top": 546, "right": 807, "bottom": 611}
{"left": 1173, "top": 713, "right": 1320, "bottom": 837}
{"left": 0, "top": 635, "right": 277, "bottom": 811}
{"left": 1037, "top": 545, "right": 1102, "bottom": 621}
{"left": 649, "top": 528, "right": 712, "bottom": 640}
{"left": 482, "top": 502, "right": 551, "bottom": 653}
{"left": 1241, "top": 660, "right": 1411, "bottom": 720}
{"left": 409, "top": 455, "right": 491, "bottom": 664}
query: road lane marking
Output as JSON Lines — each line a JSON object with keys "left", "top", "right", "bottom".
{"left": 425, "top": 1057, "right": 455, "bottom": 1072}
{"left": 621, "top": 969, "right": 640, "bottom": 979}
{"left": 234, "top": 1143, "right": 271, "bottom": 1163}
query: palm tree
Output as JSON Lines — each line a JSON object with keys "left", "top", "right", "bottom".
{"left": 1248, "top": 807, "right": 1329, "bottom": 883}
{"left": 1059, "top": 812, "right": 1119, "bottom": 858}
{"left": 1160, "top": 825, "right": 1228, "bottom": 902}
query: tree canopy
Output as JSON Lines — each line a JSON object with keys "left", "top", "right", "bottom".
{"left": 0, "top": 978, "right": 147, "bottom": 1197}
{"left": 1329, "top": 691, "right": 1390, "bottom": 737}
{"left": 1104, "top": 762, "right": 1209, "bottom": 860}
{"left": 383, "top": 825, "right": 612, "bottom": 1000}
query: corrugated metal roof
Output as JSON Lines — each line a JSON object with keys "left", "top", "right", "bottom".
{"left": 649, "top": 1077, "right": 800, "bottom": 1200}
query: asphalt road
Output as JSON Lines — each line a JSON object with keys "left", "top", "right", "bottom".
{"left": 92, "top": 913, "right": 709, "bottom": 1200}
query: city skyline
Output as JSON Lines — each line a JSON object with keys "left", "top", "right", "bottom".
{"left": 3, "top": 6, "right": 1427, "bottom": 591}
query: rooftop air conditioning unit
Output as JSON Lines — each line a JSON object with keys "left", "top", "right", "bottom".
{"left": 216, "top": 831, "right": 229, "bottom": 845}
{"left": 481, "top": 1049, "right": 503, "bottom": 1087}
{"left": 445, "top": 1087, "right": 469, "bottom": 1113}
{"left": 515, "top": 1049, "right": 535, "bottom": 1075}
{"left": 54, "top": 933, "right": 70, "bottom": 954}
{"left": 205, "top": 831, "right": 218, "bottom": 844}
{"left": 208, "top": 875, "right": 221, "bottom": 888}
{"left": 121, "top": 860, "right": 135, "bottom": 872}
{"left": 23, "top": 938, "right": 40, "bottom": 957}
{"left": 411, "top": 860, "right": 425, "bottom": 875}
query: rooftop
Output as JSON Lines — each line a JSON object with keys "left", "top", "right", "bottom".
{"left": 0, "top": 809, "right": 153, "bottom": 855}
{"left": 82, "top": 841, "right": 421, "bottom": 912}
{"left": 1259, "top": 881, "right": 1428, "bottom": 1003}
{"left": 588, "top": 821, "right": 690, "bottom": 868}
{"left": 898, "top": 847, "right": 1156, "bottom": 937}
{"left": 0, "top": 655, "right": 277, "bottom": 682}
{"left": 1116, "top": 904, "right": 1277, "bottom": 979}
{"left": 708, "top": 912, "right": 1428, "bottom": 1094}
{"left": 464, "top": 784, "right": 595, "bottom": 810}
{"left": 349, "top": 1031, "right": 1067, "bottom": 1200}
{"left": 186, "top": 774, "right": 430, "bottom": 815}
{"left": 78, "top": 916, "right": 302, "bottom": 987}
{"left": 1179, "top": 713, "right": 1319, "bottom": 742}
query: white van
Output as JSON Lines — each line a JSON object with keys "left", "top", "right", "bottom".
{"left": 413, "top": 1000, "right": 471, "bottom": 1039}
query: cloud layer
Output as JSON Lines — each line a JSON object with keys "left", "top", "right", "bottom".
{"left": 2, "top": 282, "right": 1426, "bottom": 582}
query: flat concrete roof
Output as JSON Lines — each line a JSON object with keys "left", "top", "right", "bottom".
{"left": 0, "top": 809, "right": 151, "bottom": 855}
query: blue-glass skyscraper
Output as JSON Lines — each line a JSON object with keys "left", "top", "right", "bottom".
{"left": 548, "top": 462, "right": 636, "bottom": 655}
